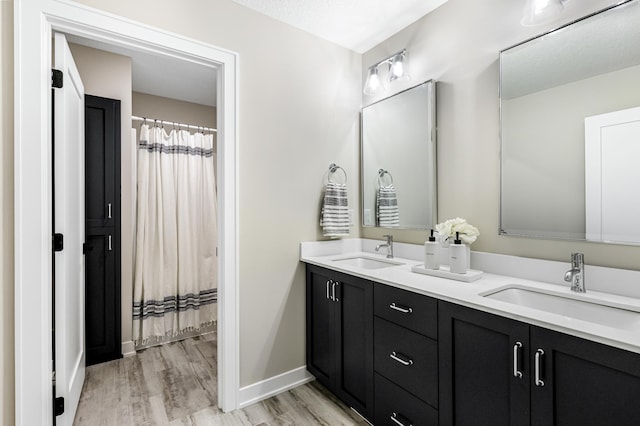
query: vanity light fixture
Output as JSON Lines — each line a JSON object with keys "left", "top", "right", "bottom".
{"left": 363, "top": 49, "right": 410, "bottom": 95}
{"left": 521, "top": 0, "right": 567, "bottom": 26}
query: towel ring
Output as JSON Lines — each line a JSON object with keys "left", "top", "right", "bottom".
{"left": 328, "top": 163, "right": 347, "bottom": 184}
{"left": 377, "top": 169, "right": 394, "bottom": 186}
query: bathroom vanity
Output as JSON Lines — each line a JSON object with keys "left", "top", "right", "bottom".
{"left": 302, "top": 239, "right": 640, "bottom": 425}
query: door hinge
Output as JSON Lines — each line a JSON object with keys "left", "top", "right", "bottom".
{"left": 54, "top": 396, "right": 64, "bottom": 416}
{"left": 53, "top": 233, "right": 64, "bottom": 252}
{"left": 52, "top": 69, "right": 63, "bottom": 88}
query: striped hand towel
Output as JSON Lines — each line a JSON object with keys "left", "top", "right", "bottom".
{"left": 376, "top": 184, "right": 399, "bottom": 227}
{"left": 320, "top": 182, "right": 350, "bottom": 237}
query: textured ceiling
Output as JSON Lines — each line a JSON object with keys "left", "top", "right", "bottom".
{"left": 230, "top": 0, "right": 449, "bottom": 53}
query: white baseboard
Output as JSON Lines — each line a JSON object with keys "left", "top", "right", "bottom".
{"left": 238, "top": 366, "right": 315, "bottom": 408}
{"left": 121, "top": 340, "right": 136, "bottom": 357}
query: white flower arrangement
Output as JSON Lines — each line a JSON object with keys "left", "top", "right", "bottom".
{"left": 435, "top": 217, "right": 480, "bottom": 245}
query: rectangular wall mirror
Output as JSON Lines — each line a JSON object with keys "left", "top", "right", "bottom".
{"left": 361, "top": 80, "right": 437, "bottom": 230}
{"left": 500, "top": 0, "right": 640, "bottom": 245}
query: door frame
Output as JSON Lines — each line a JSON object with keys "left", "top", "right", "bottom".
{"left": 14, "top": 1, "right": 239, "bottom": 424}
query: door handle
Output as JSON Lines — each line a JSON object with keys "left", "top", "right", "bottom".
{"left": 108, "top": 235, "right": 112, "bottom": 251}
{"left": 107, "top": 202, "right": 112, "bottom": 219}
{"left": 390, "top": 351, "right": 413, "bottom": 366}
{"left": 513, "top": 342, "right": 523, "bottom": 378}
{"left": 535, "top": 349, "right": 545, "bottom": 387}
{"left": 389, "top": 302, "right": 413, "bottom": 314}
{"left": 390, "top": 412, "right": 413, "bottom": 426}
{"left": 326, "top": 280, "right": 332, "bottom": 300}
{"left": 332, "top": 281, "right": 339, "bottom": 302}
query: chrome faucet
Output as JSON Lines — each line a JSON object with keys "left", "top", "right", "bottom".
{"left": 375, "top": 234, "right": 394, "bottom": 259}
{"left": 564, "top": 252, "right": 586, "bottom": 293}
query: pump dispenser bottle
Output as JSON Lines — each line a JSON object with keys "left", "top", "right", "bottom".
{"left": 449, "top": 232, "right": 468, "bottom": 274}
{"left": 424, "top": 229, "right": 439, "bottom": 270}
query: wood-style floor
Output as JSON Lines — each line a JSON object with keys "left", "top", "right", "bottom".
{"left": 73, "top": 333, "right": 368, "bottom": 425}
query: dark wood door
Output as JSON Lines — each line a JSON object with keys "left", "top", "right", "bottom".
{"left": 531, "top": 326, "right": 640, "bottom": 426}
{"left": 335, "top": 272, "right": 374, "bottom": 421}
{"left": 84, "top": 95, "right": 121, "bottom": 366}
{"left": 306, "top": 265, "right": 337, "bottom": 388}
{"left": 306, "top": 265, "right": 374, "bottom": 421}
{"left": 439, "top": 301, "right": 530, "bottom": 426}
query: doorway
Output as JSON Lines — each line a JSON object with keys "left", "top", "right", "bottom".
{"left": 14, "top": 3, "right": 239, "bottom": 424}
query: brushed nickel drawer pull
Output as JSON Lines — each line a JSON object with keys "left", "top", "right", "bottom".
{"left": 535, "top": 348, "right": 545, "bottom": 387}
{"left": 390, "top": 351, "right": 413, "bottom": 366}
{"left": 107, "top": 202, "right": 112, "bottom": 219}
{"left": 390, "top": 412, "right": 413, "bottom": 426}
{"left": 513, "top": 342, "right": 523, "bottom": 378}
{"left": 389, "top": 302, "right": 413, "bottom": 314}
{"left": 326, "top": 280, "right": 332, "bottom": 300}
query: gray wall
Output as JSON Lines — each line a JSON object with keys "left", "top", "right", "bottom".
{"left": 361, "top": 0, "right": 640, "bottom": 271}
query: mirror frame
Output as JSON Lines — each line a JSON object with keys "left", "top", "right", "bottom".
{"left": 360, "top": 80, "right": 437, "bottom": 230}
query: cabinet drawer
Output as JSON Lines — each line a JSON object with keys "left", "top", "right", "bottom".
{"left": 374, "top": 283, "right": 437, "bottom": 338}
{"left": 375, "top": 373, "right": 438, "bottom": 426}
{"left": 374, "top": 317, "right": 438, "bottom": 407}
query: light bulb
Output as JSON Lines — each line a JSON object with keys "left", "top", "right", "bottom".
{"left": 363, "top": 66, "right": 385, "bottom": 95}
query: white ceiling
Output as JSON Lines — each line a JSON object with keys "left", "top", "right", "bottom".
{"left": 230, "top": 0, "right": 448, "bottom": 53}
{"left": 67, "top": 35, "right": 218, "bottom": 107}
{"left": 67, "top": 1, "right": 448, "bottom": 107}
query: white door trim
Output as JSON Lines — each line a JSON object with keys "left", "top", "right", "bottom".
{"left": 14, "top": 1, "right": 239, "bottom": 424}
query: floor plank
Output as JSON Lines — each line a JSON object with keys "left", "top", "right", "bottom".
{"left": 73, "top": 334, "right": 368, "bottom": 425}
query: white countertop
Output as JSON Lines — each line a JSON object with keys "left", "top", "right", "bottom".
{"left": 300, "top": 239, "right": 640, "bottom": 354}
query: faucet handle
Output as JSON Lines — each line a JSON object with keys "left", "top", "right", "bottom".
{"left": 383, "top": 234, "right": 393, "bottom": 242}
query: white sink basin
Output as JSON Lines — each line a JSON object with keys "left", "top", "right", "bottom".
{"left": 332, "top": 255, "right": 404, "bottom": 270}
{"left": 483, "top": 286, "right": 640, "bottom": 332}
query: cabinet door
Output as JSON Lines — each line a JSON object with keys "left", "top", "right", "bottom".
{"left": 531, "top": 326, "right": 640, "bottom": 426}
{"left": 335, "top": 272, "right": 374, "bottom": 421}
{"left": 306, "top": 266, "right": 337, "bottom": 389}
{"left": 439, "top": 301, "right": 530, "bottom": 426}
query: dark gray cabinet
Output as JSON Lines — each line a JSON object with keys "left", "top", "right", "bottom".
{"left": 530, "top": 326, "right": 640, "bottom": 426}
{"left": 84, "top": 95, "right": 121, "bottom": 366}
{"left": 306, "top": 264, "right": 374, "bottom": 421}
{"left": 439, "top": 301, "right": 530, "bottom": 426}
{"left": 374, "top": 283, "right": 439, "bottom": 425}
{"left": 439, "top": 300, "right": 640, "bottom": 426}
{"left": 305, "top": 265, "right": 640, "bottom": 425}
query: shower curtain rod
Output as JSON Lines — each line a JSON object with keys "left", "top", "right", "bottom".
{"left": 132, "top": 115, "right": 217, "bottom": 133}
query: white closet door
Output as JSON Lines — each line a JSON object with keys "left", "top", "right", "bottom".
{"left": 585, "top": 106, "right": 640, "bottom": 242}
{"left": 53, "top": 32, "right": 86, "bottom": 426}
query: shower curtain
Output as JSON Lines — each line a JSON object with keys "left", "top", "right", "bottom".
{"left": 133, "top": 124, "right": 218, "bottom": 345}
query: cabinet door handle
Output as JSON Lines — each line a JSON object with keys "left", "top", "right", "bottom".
{"left": 390, "top": 351, "right": 413, "bottom": 366}
{"left": 513, "top": 342, "right": 523, "bottom": 378}
{"left": 107, "top": 202, "right": 112, "bottom": 219}
{"left": 108, "top": 234, "right": 112, "bottom": 251}
{"left": 390, "top": 412, "right": 413, "bottom": 426}
{"left": 332, "top": 281, "right": 339, "bottom": 302}
{"left": 326, "top": 280, "right": 332, "bottom": 300}
{"left": 535, "top": 348, "right": 545, "bottom": 387}
{"left": 389, "top": 302, "right": 413, "bottom": 314}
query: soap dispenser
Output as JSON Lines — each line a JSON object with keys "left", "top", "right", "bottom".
{"left": 449, "top": 232, "right": 468, "bottom": 274}
{"left": 424, "top": 229, "right": 440, "bottom": 270}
